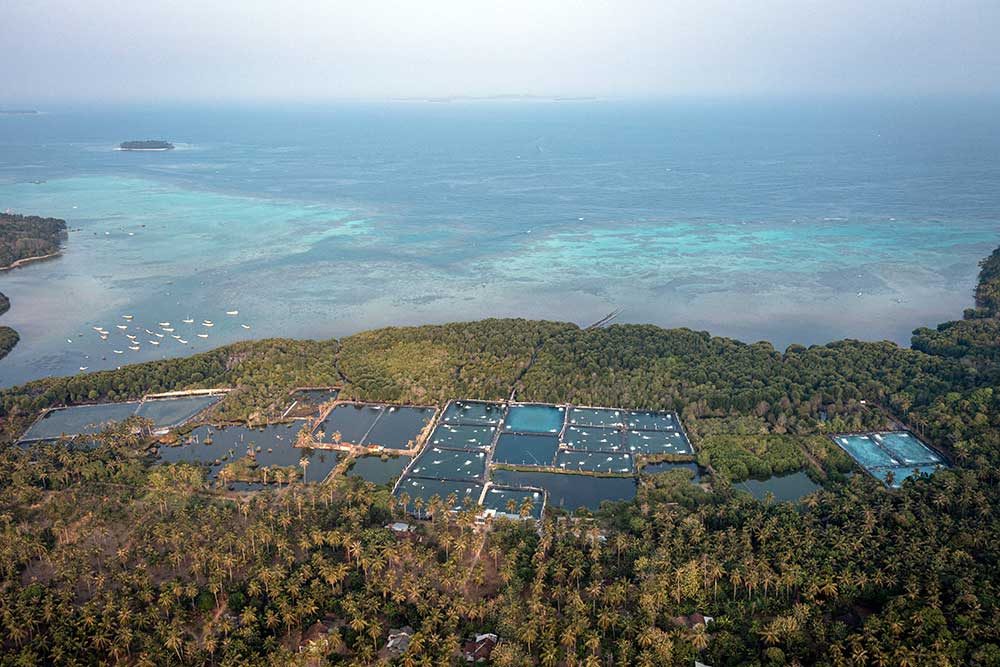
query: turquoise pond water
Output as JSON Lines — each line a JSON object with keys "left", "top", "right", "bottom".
{"left": 832, "top": 431, "right": 945, "bottom": 487}
{"left": 503, "top": 404, "right": 565, "bottom": 434}
{"left": 1, "top": 101, "right": 999, "bottom": 385}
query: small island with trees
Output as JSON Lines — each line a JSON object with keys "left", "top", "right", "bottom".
{"left": 0, "top": 212, "right": 68, "bottom": 359}
{"left": 119, "top": 140, "right": 174, "bottom": 151}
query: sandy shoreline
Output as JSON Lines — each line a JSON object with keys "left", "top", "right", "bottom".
{"left": 0, "top": 251, "right": 62, "bottom": 272}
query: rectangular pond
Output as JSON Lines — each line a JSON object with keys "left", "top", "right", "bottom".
{"left": 345, "top": 455, "right": 412, "bottom": 486}
{"left": 493, "top": 433, "right": 560, "bottom": 466}
{"left": 562, "top": 425, "right": 624, "bottom": 452}
{"left": 735, "top": 471, "right": 821, "bottom": 503}
{"left": 834, "top": 434, "right": 903, "bottom": 469}
{"left": 409, "top": 446, "right": 487, "bottom": 480}
{"left": 555, "top": 450, "right": 634, "bottom": 474}
{"left": 568, "top": 407, "right": 624, "bottom": 428}
{"left": 491, "top": 469, "right": 636, "bottom": 512}
{"left": 625, "top": 429, "right": 694, "bottom": 455}
{"left": 441, "top": 400, "right": 506, "bottom": 425}
{"left": 626, "top": 410, "right": 682, "bottom": 432}
{"left": 135, "top": 394, "right": 222, "bottom": 428}
{"left": 362, "top": 406, "right": 436, "bottom": 450}
{"left": 503, "top": 404, "right": 565, "bottom": 434}
{"left": 481, "top": 485, "right": 544, "bottom": 520}
{"left": 21, "top": 402, "right": 141, "bottom": 442}
{"left": 872, "top": 431, "right": 941, "bottom": 465}
{"left": 315, "top": 403, "right": 383, "bottom": 446}
{"left": 394, "top": 477, "right": 484, "bottom": 516}
{"left": 429, "top": 423, "right": 497, "bottom": 450}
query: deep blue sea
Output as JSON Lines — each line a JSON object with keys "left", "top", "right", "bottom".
{"left": 1, "top": 99, "right": 998, "bottom": 386}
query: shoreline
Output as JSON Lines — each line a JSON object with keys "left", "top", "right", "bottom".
{"left": 0, "top": 251, "right": 62, "bottom": 272}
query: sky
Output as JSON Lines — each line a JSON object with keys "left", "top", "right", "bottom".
{"left": 3, "top": 0, "right": 1000, "bottom": 103}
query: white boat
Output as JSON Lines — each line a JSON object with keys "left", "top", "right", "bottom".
{"left": 129, "top": 345, "right": 140, "bottom": 351}
{"left": 92, "top": 326, "right": 103, "bottom": 331}
{"left": 177, "top": 338, "right": 188, "bottom": 344}
{"left": 155, "top": 333, "right": 164, "bottom": 338}
{"left": 241, "top": 324, "right": 251, "bottom": 329}
{"left": 171, "top": 334, "right": 181, "bottom": 339}
{"left": 202, "top": 320, "right": 214, "bottom": 327}
{"left": 100, "top": 335, "right": 108, "bottom": 340}
{"left": 79, "top": 366, "right": 88, "bottom": 371}
{"left": 113, "top": 350, "right": 123, "bottom": 354}
{"left": 149, "top": 340, "right": 160, "bottom": 346}
{"left": 117, "top": 325, "right": 128, "bottom": 330}
{"left": 144, "top": 329, "right": 154, "bottom": 334}
{"left": 182, "top": 318, "right": 194, "bottom": 323}
{"left": 158, "top": 322, "right": 170, "bottom": 327}
{"left": 197, "top": 333, "right": 209, "bottom": 338}
{"left": 126, "top": 334, "right": 137, "bottom": 340}
{"left": 226, "top": 310, "right": 239, "bottom": 316}
{"left": 67, "top": 339, "right": 73, "bottom": 343}
{"left": 162, "top": 327, "right": 175, "bottom": 332}
{"left": 122, "top": 315, "right": 133, "bottom": 320}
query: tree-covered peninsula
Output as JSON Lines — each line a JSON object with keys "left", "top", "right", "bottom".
{"left": 0, "top": 245, "right": 998, "bottom": 666}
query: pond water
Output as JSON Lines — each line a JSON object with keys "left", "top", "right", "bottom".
{"left": 568, "top": 407, "right": 624, "bottom": 428}
{"left": 868, "top": 464, "right": 942, "bottom": 488}
{"left": 872, "top": 431, "right": 941, "bottom": 465}
{"left": 641, "top": 461, "right": 702, "bottom": 481}
{"left": 134, "top": 395, "right": 222, "bottom": 427}
{"left": 409, "top": 446, "right": 487, "bottom": 480}
{"left": 394, "top": 477, "right": 484, "bottom": 516}
{"left": 562, "top": 425, "right": 624, "bottom": 451}
{"left": 491, "top": 469, "right": 636, "bottom": 511}
{"left": 493, "top": 433, "right": 560, "bottom": 466}
{"left": 481, "top": 485, "right": 544, "bottom": 520}
{"left": 441, "top": 400, "right": 506, "bottom": 425}
{"left": 20, "top": 402, "right": 141, "bottom": 441}
{"left": 316, "top": 403, "right": 382, "bottom": 446}
{"left": 735, "top": 471, "right": 820, "bottom": 503}
{"left": 503, "top": 404, "right": 565, "bottom": 434}
{"left": 625, "top": 429, "right": 694, "bottom": 455}
{"left": 626, "top": 410, "right": 682, "bottom": 431}
{"left": 345, "top": 455, "right": 412, "bottom": 485}
{"left": 429, "top": 423, "right": 497, "bottom": 450}
{"left": 834, "top": 434, "right": 902, "bottom": 469}
{"left": 159, "top": 423, "right": 340, "bottom": 484}
{"left": 555, "top": 450, "right": 634, "bottom": 474}
{"left": 363, "top": 406, "right": 436, "bottom": 450}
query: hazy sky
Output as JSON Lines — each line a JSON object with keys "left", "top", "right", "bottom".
{"left": 4, "top": 0, "right": 999, "bottom": 102}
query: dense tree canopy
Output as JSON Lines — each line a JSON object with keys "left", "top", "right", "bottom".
{"left": 0, "top": 245, "right": 999, "bottom": 666}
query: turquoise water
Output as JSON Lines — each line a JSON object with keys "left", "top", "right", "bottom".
{"left": 835, "top": 434, "right": 902, "bottom": 468}
{"left": 869, "top": 465, "right": 942, "bottom": 488}
{"left": 735, "top": 471, "right": 820, "bottom": 503}
{"left": 503, "top": 404, "right": 565, "bottom": 434}
{"left": 873, "top": 431, "right": 941, "bottom": 465}
{"left": 2, "top": 101, "right": 999, "bottom": 386}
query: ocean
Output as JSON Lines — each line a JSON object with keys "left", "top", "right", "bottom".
{"left": 1, "top": 98, "right": 998, "bottom": 387}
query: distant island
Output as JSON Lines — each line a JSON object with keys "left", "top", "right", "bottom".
{"left": 0, "top": 212, "right": 68, "bottom": 360}
{"left": 0, "top": 109, "right": 39, "bottom": 115}
{"left": 119, "top": 140, "right": 174, "bottom": 151}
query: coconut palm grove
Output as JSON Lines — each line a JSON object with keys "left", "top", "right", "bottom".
{"left": 0, "top": 245, "right": 999, "bottom": 666}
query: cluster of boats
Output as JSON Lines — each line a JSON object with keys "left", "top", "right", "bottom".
{"left": 72, "top": 309, "right": 252, "bottom": 371}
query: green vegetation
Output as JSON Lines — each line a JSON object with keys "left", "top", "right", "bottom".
{"left": 0, "top": 212, "right": 67, "bottom": 268}
{"left": 1, "top": 247, "right": 1000, "bottom": 665}
{"left": 0, "top": 325, "right": 17, "bottom": 361}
